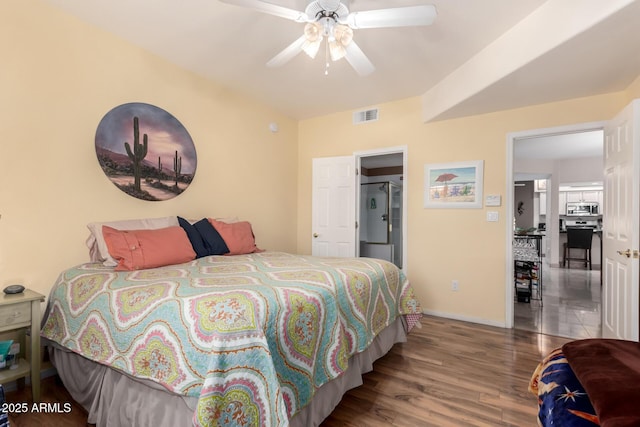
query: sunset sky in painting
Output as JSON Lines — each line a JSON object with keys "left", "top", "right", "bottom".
{"left": 95, "top": 103, "right": 197, "bottom": 174}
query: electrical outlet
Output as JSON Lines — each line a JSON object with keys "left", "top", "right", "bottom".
{"left": 452, "top": 280, "right": 459, "bottom": 291}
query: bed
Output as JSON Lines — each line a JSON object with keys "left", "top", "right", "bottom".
{"left": 529, "top": 339, "right": 640, "bottom": 427}
{"left": 40, "top": 217, "right": 423, "bottom": 427}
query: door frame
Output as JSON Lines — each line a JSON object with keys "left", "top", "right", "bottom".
{"left": 505, "top": 122, "right": 605, "bottom": 328}
{"left": 354, "top": 145, "right": 408, "bottom": 272}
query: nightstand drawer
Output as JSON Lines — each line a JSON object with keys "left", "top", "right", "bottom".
{"left": 0, "top": 302, "right": 31, "bottom": 326}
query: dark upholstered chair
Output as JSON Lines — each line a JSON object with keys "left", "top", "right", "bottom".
{"left": 563, "top": 227, "right": 593, "bottom": 269}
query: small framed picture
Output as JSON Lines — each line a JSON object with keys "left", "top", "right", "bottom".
{"left": 424, "top": 160, "right": 484, "bottom": 208}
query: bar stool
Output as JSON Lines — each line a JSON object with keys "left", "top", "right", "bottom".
{"left": 563, "top": 227, "right": 593, "bottom": 269}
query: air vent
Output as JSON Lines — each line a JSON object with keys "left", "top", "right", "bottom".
{"left": 353, "top": 108, "right": 379, "bottom": 124}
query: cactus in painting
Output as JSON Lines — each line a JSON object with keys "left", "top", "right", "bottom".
{"left": 124, "top": 116, "right": 148, "bottom": 191}
{"left": 173, "top": 150, "right": 182, "bottom": 188}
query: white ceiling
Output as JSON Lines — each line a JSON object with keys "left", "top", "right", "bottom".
{"left": 43, "top": 0, "right": 640, "bottom": 121}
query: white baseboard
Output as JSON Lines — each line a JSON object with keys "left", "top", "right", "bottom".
{"left": 422, "top": 309, "right": 507, "bottom": 329}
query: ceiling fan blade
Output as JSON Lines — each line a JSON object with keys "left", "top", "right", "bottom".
{"left": 345, "top": 5, "right": 437, "bottom": 29}
{"left": 219, "top": 0, "right": 309, "bottom": 22}
{"left": 344, "top": 41, "right": 375, "bottom": 76}
{"left": 266, "top": 35, "right": 306, "bottom": 68}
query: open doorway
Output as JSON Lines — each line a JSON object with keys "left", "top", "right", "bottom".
{"left": 311, "top": 147, "right": 407, "bottom": 264}
{"left": 356, "top": 148, "right": 407, "bottom": 270}
{"left": 507, "top": 123, "right": 605, "bottom": 339}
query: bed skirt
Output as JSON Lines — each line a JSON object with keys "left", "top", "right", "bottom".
{"left": 45, "top": 316, "right": 407, "bottom": 427}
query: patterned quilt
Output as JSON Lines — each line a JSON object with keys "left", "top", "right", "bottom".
{"left": 529, "top": 348, "right": 599, "bottom": 427}
{"left": 41, "top": 251, "right": 422, "bottom": 426}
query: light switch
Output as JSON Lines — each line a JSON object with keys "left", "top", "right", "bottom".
{"left": 487, "top": 211, "right": 499, "bottom": 222}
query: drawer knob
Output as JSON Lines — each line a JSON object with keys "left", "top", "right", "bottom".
{"left": 5, "top": 311, "right": 22, "bottom": 323}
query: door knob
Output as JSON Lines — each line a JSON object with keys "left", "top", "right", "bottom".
{"left": 313, "top": 233, "right": 319, "bottom": 238}
{"left": 617, "top": 249, "right": 631, "bottom": 258}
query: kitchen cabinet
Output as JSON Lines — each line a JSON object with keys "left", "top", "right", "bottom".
{"left": 581, "top": 190, "right": 600, "bottom": 202}
{"left": 593, "top": 191, "right": 604, "bottom": 210}
{"left": 566, "top": 191, "right": 583, "bottom": 202}
{"left": 559, "top": 190, "right": 603, "bottom": 213}
{"left": 559, "top": 192, "right": 567, "bottom": 215}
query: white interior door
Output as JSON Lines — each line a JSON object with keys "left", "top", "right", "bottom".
{"left": 312, "top": 156, "right": 356, "bottom": 257}
{"left": 602, "top": 99, "right": 640, "bottom": 341}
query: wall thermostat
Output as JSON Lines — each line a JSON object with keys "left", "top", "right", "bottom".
{"left": 485, "top": 195, "right": 502, "bottom": 207}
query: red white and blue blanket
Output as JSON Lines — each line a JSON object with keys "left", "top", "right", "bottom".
{"left": 530, "top": 347, "right": 599, "bottom": 426}
{"left": 530, "top": 339, "right": 640, "bottom": 427}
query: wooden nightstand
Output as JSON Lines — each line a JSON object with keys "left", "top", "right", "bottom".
{"left": 0, "top": 289, "right": 45, "bottom": 402}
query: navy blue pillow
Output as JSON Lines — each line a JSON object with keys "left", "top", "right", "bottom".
{"left": 177, "top": 216, "right": 209, "bottom": 258}
{"left": 193, "top": 218, "right": 229, "bottom": 256}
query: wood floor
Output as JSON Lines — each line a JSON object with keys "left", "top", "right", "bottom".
{"left": 4, "top": 315, "right": 569, "bottom": 426}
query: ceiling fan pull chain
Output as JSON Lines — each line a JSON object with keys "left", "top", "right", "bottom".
{"left": 324, "top": 39, "right": 330, "bottom": 76}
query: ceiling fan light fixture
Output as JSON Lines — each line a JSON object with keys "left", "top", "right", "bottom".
{"left": 304, "top": 22, "right": 322, "bottom": 41}
{"left": 302, "top": 39, "right": 322, "bottom": 58}
{"left": 302, "top": 22, "right": 323, "bottom": 58}
{"left": 328, "top": 40, "right": 346, "bottom": 61}
{"left": 333, "top": 24, "right": 353, "bottom": 45}
{"left": 328, "top": 24, "right": 352, "bottom": 61}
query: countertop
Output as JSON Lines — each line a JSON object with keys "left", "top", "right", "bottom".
{"left": 514, "top": 231, "right": 545, "bottom": 237}
{"left": 560, "top": 228, "right": 602, "bottom": 234}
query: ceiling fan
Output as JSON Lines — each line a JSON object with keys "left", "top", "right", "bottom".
{"left": 219, "top": 0, "right": 437, "bottom": 76}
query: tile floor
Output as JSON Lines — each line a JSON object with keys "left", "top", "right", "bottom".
{"left": 514, "top": 263, "right": 602, "bottom": 339}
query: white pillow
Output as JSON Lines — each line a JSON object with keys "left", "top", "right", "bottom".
{"left": 86, "top": 216, "right": 179, "bottom": 266}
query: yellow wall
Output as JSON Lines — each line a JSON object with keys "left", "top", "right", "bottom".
{"left": 297, "top": 92, "right": 629, "bottom": 325}
{"left": 0, "top": 1, "right": 299, "bottom": 297}
{"left": 625, "top": 74, "right": 640, "bottom": 101}
{"left": 2, "top": 0, "right": 638, "bottom": 328}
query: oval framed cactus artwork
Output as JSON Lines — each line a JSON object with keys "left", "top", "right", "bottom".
{"left": 95, "top": 102, "right": 197, "bottom": 201}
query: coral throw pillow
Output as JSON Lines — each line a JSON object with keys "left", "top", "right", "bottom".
{"left": 102, "top": 225, "right": 196, "bottom": 271}
{"left": 208, "top": 219, "right": 262, "bottom": 255}
{"left": 87, "top": 216, "right": 179, "bottom": 266}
